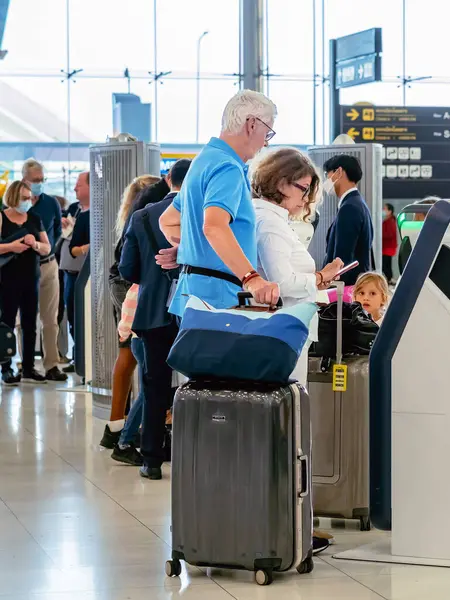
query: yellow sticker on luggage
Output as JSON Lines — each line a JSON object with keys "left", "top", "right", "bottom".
{"left": 332, "top": 364, "right": 348, "bottom": 392}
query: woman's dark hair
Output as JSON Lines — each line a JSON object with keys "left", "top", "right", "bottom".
{"left": 385, "top": 203, "right": 395, "bottom": 215}
{"left": 251, "top": 148, "right": 321, "bottom": 222}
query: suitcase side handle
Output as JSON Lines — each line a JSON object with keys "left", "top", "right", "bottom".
{"left": 298, "top": 454, "right": 309, "bottom": 498}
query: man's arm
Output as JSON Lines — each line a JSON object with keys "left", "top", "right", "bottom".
{"left": 203, "top": 207, "right": 254, "bottom": 280}
{"left": 159, "top": 204, "right": 181, "bottom": 246}
{"left": 69, "top": 212, "right": 89, "bottom": 258}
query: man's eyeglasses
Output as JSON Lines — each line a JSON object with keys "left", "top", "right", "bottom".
{"left": 292, "top": 182, "right": 310, "bottom": 198}
{"left": 248, "top": 116, "right": 276, "bottom": 142}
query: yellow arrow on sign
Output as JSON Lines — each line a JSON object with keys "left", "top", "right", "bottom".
{"left": 346, "top": 127, "right": 360, "bottom": 139}
{"left": 346, "top": 108, "right": 360, "bottom": 121}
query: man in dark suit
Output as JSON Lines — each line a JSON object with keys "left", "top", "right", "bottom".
{"left": 322, "top": 155, "right": 374, "bottom": 285}
{"left": 119, "top": 159, "right": 191, "bottom": 480}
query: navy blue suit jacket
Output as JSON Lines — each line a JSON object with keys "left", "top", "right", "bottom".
{"left": 119, "top": 192, "right": 179, "bottom": 332}
{"left": 324, "top": 190, "right": 374, "bottom": 285}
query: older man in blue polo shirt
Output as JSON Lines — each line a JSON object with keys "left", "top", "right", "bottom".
{"left": 159, "top": 89, "right": 280, "bottom": 314}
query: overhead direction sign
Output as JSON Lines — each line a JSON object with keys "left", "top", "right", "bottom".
{"left": 335, "top": 28, "right": 382, "bottom": 63}
{"left": 336, "top": 54, "right": 381, "bottom": 89}
{"left": 341, "top": 104, "right": 450, "bottom": 199}
{"left": 334, "top": 28, "right": 382, "bottom": 90}
{"left": 330, "top": 28, "right": 382, "bottom": 140}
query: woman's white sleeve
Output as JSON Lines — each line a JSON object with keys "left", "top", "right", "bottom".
{"left": 257, "top": 229, "right": 317, "bottom": 300}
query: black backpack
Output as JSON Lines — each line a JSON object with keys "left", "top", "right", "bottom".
{"left": 310, "top": 301, "right": 379, "bottom": 358}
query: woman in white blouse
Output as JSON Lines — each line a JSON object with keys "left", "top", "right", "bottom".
{"left": 252, "top": 147, "right": 344, "bottom": 386}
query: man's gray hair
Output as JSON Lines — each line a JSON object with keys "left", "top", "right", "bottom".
{"left": 22, "top": 157, "right": 44, "bottom": 177}
{"left": 221, "top": 90, "right": 277, "bottom": 135}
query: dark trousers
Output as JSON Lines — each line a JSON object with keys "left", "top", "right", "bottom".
{"left": 0, "top": 277, "right": 39, "bottom": 373}
{"left": 382, "top": 255, "right": 393, "bottom": 282}
{"left": 140, "top": 320, "right": 178, "bottom": 468}
{"left": 64, "top": 271, "right": 78, "bottom": 344}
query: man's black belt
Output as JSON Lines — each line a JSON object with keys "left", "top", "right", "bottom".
{"left": 40, "top": 254, "right": 55, "bottom": 265}
{"left": 181, "top": 265, "right": 241, "bottom": 288}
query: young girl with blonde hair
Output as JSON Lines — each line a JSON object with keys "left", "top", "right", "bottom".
{"left": 352, "top": 271, "right": 389, "bottom": 326}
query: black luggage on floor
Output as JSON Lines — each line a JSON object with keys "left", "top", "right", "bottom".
{"left": 165, "top": 379, "right": 313, "bottom": 586}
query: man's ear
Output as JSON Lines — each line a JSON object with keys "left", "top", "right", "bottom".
{"left": 166, "top": 173, "right": 172, "bottom": 186}
{"left": 246, "top": 116, "right": 256, "bottom": 136}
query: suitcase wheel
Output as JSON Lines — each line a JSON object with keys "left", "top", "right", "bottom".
{"left": 359, "top": 516, "right": 371, "bottom": 532}
{"left": 165, "top": 559, "right": 182, "bottom": 578}
{"left": 255, "top": 569, "right": 273, "bottom": 586}
{"left": 297, "top": 557, "right": 314, "bottom": 575}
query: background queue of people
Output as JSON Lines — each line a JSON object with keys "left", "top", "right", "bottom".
{"left": 0, "top": 161, "right": 90, "bottom": 385}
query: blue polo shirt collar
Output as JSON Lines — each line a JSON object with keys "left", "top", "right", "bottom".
{"left": 207, "top": 137, "right": 247, "bottom": 169}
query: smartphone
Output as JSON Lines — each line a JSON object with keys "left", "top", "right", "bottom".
{"left": 334, "top": 260, "right": 359, "bottom": 278}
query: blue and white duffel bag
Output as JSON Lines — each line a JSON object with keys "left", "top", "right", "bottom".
{"left": 167, "top": 292, "right": 317, "bottom": 383}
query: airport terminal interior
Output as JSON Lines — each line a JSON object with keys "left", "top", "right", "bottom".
{"left": 2, "top": 0, "right": 450, "bottom": 598}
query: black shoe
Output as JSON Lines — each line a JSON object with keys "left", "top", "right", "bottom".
{"left": 21, "top": 369, "right": 47, "bottom": 383}
{"left": 139, "top": 465, "right": 162, "bottom": 480}
{"left": 312, "top": 536, "right": 330, "bottom": 556}
{"left": 111, "top": 444, "right": 144, "bottom": 466}
{"left": 63, "top": 362, "right": 75, "bottom": 374}
{"left": 45, "top": 366, "right": 68, "bottom": 382}
{"left": 2, "top": 369, "right": 21, "bottom": 386}
{"left": 99, "top": 424, "right": 122, "bottom": 449}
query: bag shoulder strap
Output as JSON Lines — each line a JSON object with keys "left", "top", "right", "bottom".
{"left": 0, "top": 211, "right": 2, "bottom": 241}
{"left": 141, "top": 210, "right": 159, "bottom": 256}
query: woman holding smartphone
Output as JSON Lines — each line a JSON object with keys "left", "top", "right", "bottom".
{"left": 251, "top": 148, "right": 343, "bottom": 385}
{"left": 0, "top": 181, "right": 51, "bottom": 385}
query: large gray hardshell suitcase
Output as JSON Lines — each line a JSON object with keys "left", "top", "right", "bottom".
{"left": 308, "top": 283, "right": 370, "bottom": 531}
{"left": 165, "top": 379, "right": 313, "bottom": 586}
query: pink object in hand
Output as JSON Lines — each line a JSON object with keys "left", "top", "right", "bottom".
{"left": 327, "top": 286, "right": 353, "bottom": 304}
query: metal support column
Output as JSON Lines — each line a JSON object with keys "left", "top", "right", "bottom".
{"left": 240, "top": 0, "right": 264, "bottom": 91}
{"left": 329, "top": 38, "right": 341, "bottom": 142}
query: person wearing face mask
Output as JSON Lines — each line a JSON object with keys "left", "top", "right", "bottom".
{"left": 0, "top": 181, "right": 51, "bottom": 385}
{"left": 322, "top": 155, "right": 373, "bottom": 285}
{"left": 22, "top": 158, "right": 67, "bottom": 382}
{"left": 382, "top": 203, "right": 397, "bottom": 285}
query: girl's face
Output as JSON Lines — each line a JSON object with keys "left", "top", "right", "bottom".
{"left": 354, "top": 281, "right": 384, "bottom": 316}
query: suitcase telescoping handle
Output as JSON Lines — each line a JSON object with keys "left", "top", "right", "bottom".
{"left": 335, "top": 281, "right": 344, "bottom": 364}
{"left": 237, "top": 291, "right": 283, "bottom": 308}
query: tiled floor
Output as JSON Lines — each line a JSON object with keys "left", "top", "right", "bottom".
{"left": 1, "top": 378, "right": 450, "bottom": 599}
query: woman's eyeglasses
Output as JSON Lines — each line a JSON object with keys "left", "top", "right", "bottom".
{"left": 292, "top": 182, "right": 310, "bottom": 198}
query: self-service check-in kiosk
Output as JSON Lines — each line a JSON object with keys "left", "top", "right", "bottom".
{"left": 334, "top": 199, "right": 450, "bottom": 567}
